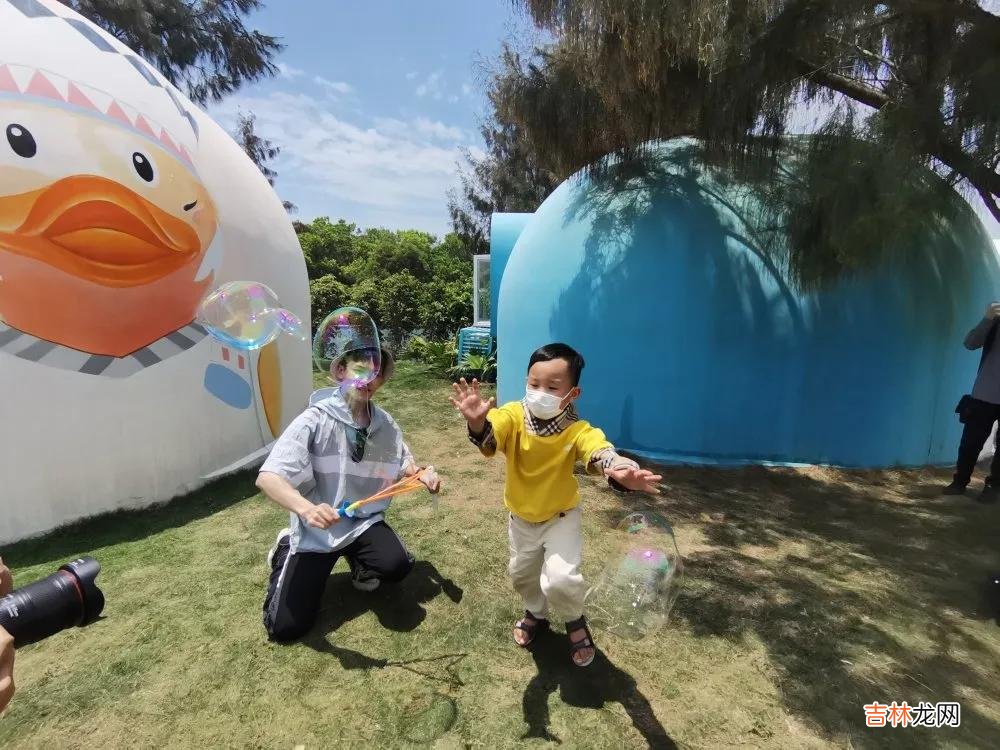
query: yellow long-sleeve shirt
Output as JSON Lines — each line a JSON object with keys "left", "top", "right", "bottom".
{"left": 481, "top": 401, "right": 613, "bottom": 522}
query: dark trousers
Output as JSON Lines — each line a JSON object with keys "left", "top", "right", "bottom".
{"left": 263, "top": 521, "right": 414, "bottom": 642}
{"left": 954, "top": 398, "right": 1000, "bottom": 487}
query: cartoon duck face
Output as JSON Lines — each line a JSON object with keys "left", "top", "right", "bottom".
{"left": 0, "top": 69, "right": 219, "bottom": 358}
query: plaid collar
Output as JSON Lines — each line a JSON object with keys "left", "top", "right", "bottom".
{"left": 521, "top": 400, "right": 579, "bottom": 437}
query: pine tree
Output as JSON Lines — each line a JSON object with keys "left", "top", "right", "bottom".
{"left": 493, "top": 0, "right": 1000, "bottom": 286}
{"left": 69, "top": 0, "right": 281, "bottom": 105}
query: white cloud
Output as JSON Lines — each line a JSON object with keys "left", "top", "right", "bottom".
{"left": 276, "top": 62, "right": 305, "bottom": 79}
{"left": 461, "top": 83, "right": 473, "bottom": 96}
{"left": 405, "top": 71, "right": 419, "bottom": 80}
{"left": 314, "top": 75, "right": 353, "bottom": 95}
{"left": 415, "top": 70, "right": 445, "bottom": 101}
{"left": 374, "top": 116, "right": 467, "bottom": 142}
{"left": 214, "top": 92, "right": 477, "bottom": 233}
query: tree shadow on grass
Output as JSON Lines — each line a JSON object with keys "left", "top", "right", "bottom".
{"left": 303, "top": 560, "right": 467, "bottom": 688}
{"left": 602, "top": 461, "right": 1000, "bottom": 748}
{"left": 3, "top": 469, "right": 261, "bottom": 569}
{"left": 521, "top": 628, "right": 677, "bottom": 749}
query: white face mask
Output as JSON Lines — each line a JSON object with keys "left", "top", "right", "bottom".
{"left": 524, "top": 388, "right": 568, "bottom": 420}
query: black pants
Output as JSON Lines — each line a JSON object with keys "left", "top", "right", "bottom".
{"left": 263, "top": 521, "right": 414, "bottom": 642}
{"left": 954, "top": 398, "right": 1000, "bottom": 487}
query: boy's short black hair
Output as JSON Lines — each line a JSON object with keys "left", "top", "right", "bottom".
{"left": 528, "top": 343, "right": 585, "bottom": 386}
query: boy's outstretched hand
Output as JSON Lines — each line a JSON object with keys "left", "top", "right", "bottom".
{"left": 605, "top": 466, "right": 663, "bottom": 494}
{"left": 449, "top": 378, "right": 496, "bottom": 432}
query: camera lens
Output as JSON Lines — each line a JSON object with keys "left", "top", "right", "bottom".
{"left": 0, "top": 557, "right": 105, "bottom": 647}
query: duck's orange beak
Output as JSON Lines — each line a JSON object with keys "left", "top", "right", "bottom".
{"left": 0, "top": 175, "right": 202, "bottom": 287}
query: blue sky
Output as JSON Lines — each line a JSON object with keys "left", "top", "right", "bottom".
{"left": 209, "top": 1, "right": 540, "bottom": 236}
{"left": 209, "top": 2, "right": 999, "bottom": 242}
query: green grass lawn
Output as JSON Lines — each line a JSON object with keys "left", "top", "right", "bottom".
{"left": 2, "top": 363, "right": 1000, "bottom": 748}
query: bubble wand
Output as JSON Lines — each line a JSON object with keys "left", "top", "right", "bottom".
{"left": 332, "top": 467, "right": 438, "bottom": 522}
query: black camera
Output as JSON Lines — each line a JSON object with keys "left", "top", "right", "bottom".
{"left": 0, "top": 557, "right": 105, "bottom": 647}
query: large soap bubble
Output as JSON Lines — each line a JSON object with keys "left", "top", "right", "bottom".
{"left": 313, "top": 307, "right": 382, "bottom": 387}
{"left": 197, "top": 281, "right": 306, "bottom": 350}
{"left": 585, "top": 510, "right": 682, "bottom": 640}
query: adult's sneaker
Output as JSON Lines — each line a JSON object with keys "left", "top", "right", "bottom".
{"left": 348, "top": 556, "right": 380, "bottom": 592}
{"left": 267, "top": 528, "right": 291, "bottom": 568}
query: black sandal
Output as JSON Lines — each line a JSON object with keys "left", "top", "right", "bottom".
{"left": 513, "top": 610, "right": 549, "bottom": 647}
{"left": 565, "top": 615, "right": 596, "bottom": 667}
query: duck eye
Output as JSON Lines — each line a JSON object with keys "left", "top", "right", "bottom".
{"left": 6, "top": 123, "right": 36, "bottom": 158}
{"left": 132, "top": 151, "right": 155, "bottom": 182}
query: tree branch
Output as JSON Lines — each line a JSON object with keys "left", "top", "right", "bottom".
{"left": 794, "top": 56, "right": 1000, "bottom": 218}
{"left": 792, "top": 58, "right": 890, "bottom": 109}
{"left": 976, "top": 184, "right": 1000, "bottom": 224}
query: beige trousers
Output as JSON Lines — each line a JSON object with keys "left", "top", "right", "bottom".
{"left": 508, "top": 506, "right": 586, "bottom": 621}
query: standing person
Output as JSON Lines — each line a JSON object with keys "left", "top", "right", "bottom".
{"left": 450, "top": 343, "right": 662, "bottom": 667}
{"left": 945, "top": 302, "right": 1000, "bottom": 502}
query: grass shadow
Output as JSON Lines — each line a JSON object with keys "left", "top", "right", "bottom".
{"left": 613, "top": 462, "right": 1000, "bottom": 747}
{"left": 302, "top": 560, "right": 469, "bottom": 690}
{"left": 2, "top": 469, "right": 261, "bottom": 570}
{"left": 306, "top": 559, "right": 464, "bottom": 636}
{"left": 521, "top": 628, "right": 677, "bottom": 748}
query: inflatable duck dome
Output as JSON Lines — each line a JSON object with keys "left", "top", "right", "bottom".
{"left": 0, "top": 0, "right": 310, "bottom": 542}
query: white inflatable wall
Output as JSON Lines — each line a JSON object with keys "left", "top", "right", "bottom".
{"left": 0, "top": 0, "right": 310, "bottom": 543}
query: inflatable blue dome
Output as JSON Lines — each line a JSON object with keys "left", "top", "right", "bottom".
{"left": 492, "top": 138, "right": 1000, "bottom": 468}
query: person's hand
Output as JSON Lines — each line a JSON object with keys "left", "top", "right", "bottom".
{"left": 605, "top": 465, "right": 664, "bottom": 494}
{"left": 418, "top": 466, "right": 441, "bottom": 494}
{"left": 0, "top": 557, "right": 12, "bottom": 597}
{"left": 0, "top": 625, "right": 14, "bottom": 714}
{"left": 986, "top": 302, "right": 1000, "bottom": 320}
{"left": 449, "top": 378, "right": 495, "bottom": 430}
{"left": 300, "top": 503, "right": 338, "bottom": 529}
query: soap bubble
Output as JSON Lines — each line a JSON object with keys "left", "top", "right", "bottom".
{"left": 274, "top": 308, "right": 308, "bottom": 342}
{"left": 585, "top": 510, "right": 682, "bottom": 640}
{"left": 312, "top": 307, "right": 382, "bottom": 387}
{"left": 197, "top": 281, "right": 304, "bottom": 350}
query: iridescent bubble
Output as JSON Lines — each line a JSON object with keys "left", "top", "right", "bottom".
{"left": 275, "top": 308, "right": 308, "bottom": 342}
{"left": 312, "top": 307, "right": 382, "bottom": 387}
{"left": 198, "top": 281, "right": 307, "bottom": 350}
{"left": 197, "top": 281, "right": 281, "bottom": 350}
{"left": 585, "top": 510, "right": 683, "bottom": 640}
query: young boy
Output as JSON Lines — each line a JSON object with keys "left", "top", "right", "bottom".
{"left": 450, "top": 343, "right": 662, "bottom": 667}
{"left": 258, "top": 341, "right": 440, "bottom": 642}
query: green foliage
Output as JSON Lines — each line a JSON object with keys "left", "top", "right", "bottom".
{"left": 448, "top": 352, "right": 496, "bottom": 383}
{"left": 298, "top": 218, "right": 357, "bottom": 281}
{"left": 421, "top": 278, "right": 474, "bottom": 342}
{"left": 233, "top": 110, "right": 295, "bottom": 213}
{"left": 402, "top": 336, "right": 459, "bottom": 377}
{"left": 308, "top": 275, "right": 349, "bottom": 332}
{"left": 69, "top": 0, "right": 281, "bottom": 106}
{"left": 349, "top": 272, "right": 426, "bottom": 352}
{"left": 296, "top": 218, "right": 474, "bottom": 348}
{"left": 400, "top": 335, "right": 431, "bottom": 361}
{"left": 490, "top": 0, "right": 1000, "bottom": 286}
{"left": 448, "top": 109, "right": 559, "bottom": 255}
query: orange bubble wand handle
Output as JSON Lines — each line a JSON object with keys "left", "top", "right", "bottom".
{"left": 332, "top": 469, "right": 430, "bottom": 522}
